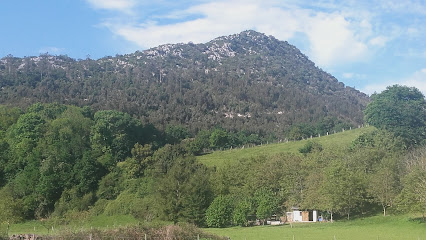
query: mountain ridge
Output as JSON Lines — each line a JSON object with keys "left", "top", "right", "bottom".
{"left": 0, "top": 30, "right": 369, "bottom": 136}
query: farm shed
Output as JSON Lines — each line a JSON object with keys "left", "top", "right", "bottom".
{"left": 286, "top": 208, "right": 318, "bottom": 222}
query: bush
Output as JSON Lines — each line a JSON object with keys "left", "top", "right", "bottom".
{"left": 299, "top": 141, "right": 323, "bottom": 155}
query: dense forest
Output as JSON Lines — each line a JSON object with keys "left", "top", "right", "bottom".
{"left": 0, "top": 85, "right": 425, "bottom": 227}
{"left": 0, "top": 30, "right": 368, "bottom": 136}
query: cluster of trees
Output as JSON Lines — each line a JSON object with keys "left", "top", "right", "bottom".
{"left": 287, "top": 116, "right": 354, "bottom": 140}
{"left": 203, "top": 135, "right": 425, "bottom": 227}
{"left": 0, "top": 102, "right": 315, "bottom": 224}
{"left": 0, "top": 85, "right": 424, "bottom": 227}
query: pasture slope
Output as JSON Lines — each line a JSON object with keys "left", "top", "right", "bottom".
{"left": 198, "top": 126, "right": 375, "bottom": 168}
{"left": 200, "top": 126, "right": 425, "bottom": 240}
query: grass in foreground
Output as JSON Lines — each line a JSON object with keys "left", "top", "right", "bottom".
{"left": 198, "top": 126, "right": 375, "bottom": 168}
{"left": 2, "top": 215, "right": 141, "bottom": 236}
{"left": 204, "top": 214, "right": 425, "bottom": 240}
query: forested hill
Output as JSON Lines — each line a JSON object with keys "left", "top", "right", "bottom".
{"left": 0, "top": 30, "right": 369, "bottom": 135}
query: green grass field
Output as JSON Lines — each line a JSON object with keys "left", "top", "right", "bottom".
{"left": 1, "top": 215, "right": 141, "bottom": 236}
{"left": 198, "top": 126, "right": 375, "bottom": 168}
{"left": 204, "top": 214, "right": 425, "bottom": 240}
{"left": 3, "top": 214, "right": 424, "bottom": 240}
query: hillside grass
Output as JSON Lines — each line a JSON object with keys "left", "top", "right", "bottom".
{"left": 198, "top": 126, "right": 375, "bottom": 168}
{"left": 204, "top": 214, "right": 425, "bottom": 240}
{"left": 1, "top": 215, "right": 142, "bottom": 236}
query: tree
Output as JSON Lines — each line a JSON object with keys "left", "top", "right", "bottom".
{"left": 205, "top": 195, "right": 234, "bottom": 227}
{"left": 209, "top": 128, "right": 229, "bottom": 149}
{"left": 90, "top": 110, "right": 144, "bottom": 168}
{"left": 165, "top": 125, "right": 189, "bottom": 144}
{"left": 368, "top": 157, "right": 401, "bottom": 216}
{"left": 397, "top": 146, "right": 426, "bottom": 220}
{"left": 187, "top": 130, "right": 211, "bottom": 155}
{"left": 320, "top": 161, "right": 366, "bottom": 221}
{"left": 397, "top": 169, "right": 426, "bottom": 220}
{"left": 121, "top": 143, "right": 153, "bottom": 178}
{"left": 364, "top": 85, "right": 426, "bottom": 146}
{"left": 0, "top": 187, "right": 23, "bottom": 223}
{"left": 157, "top": 156, "right": 212, "bottom": 225}
{"left": 232, "top": 198, "right": 255, "bottom": 226}
{"left": 254, "top": 188, "right": 279, "bottom": 224}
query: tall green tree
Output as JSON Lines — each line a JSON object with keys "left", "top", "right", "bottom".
{"left": 157, "top": 156, "right": 212, "bottom": 225}
{"left": 320, "top": 160, "right": 366, "bottom": 221}
{"left": 364, "top": 85, "right": 426, "bottom": 146}
{"left": 90, "top": 110, "right": 144, "bottom": 168}
{"left": 205, "top": 195, "right": 234, "bottom": 227}
{"left": 254, "top": 188, "right": 280, "bottom": 224}
{"left": 368, "top": 157, "right": 401, "bottom": 216}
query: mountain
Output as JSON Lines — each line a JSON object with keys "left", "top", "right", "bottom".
{"left": 0, "top": 30, "right": 369, "bottom": 135}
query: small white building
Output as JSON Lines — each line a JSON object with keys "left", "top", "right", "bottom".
{"left": 286, "top": 208, "right": 318, "bottom": 222}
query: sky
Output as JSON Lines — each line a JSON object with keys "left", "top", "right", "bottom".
{"left": 0, "top": 0, "right": 425, "bottom": 95}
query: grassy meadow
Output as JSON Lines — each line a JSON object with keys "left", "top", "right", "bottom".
{"left": 3, "top": 214, "right": 424, "bottom": 240}
{"left": 204, "top": 215, "right": 425, "bottom": 240}
{"left": 198, "top": 126, "right": 375, "bottom": 168}
{"left": 1, "top": 215, "right": 142, "bottom": 236}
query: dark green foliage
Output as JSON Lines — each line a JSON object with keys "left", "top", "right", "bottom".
{"left": 157, "top": 156, "right": 212, "bottom": 225}
{"left": 0, "top": 103, "right": 165, "bottom": 220}
{"left": 209, "top": 128, "right": 230, "bottom": 149}
{"left": 90, "top": 110, "right": 144, "bottom": 168}
{"left": 121, "top": 143, "right": 153, "bottom": 178}
{"left": 96, "top": 169, "right": 124, "bottom": 200}
{"left": 289, "top": 123, "right": 316, "bottom": 140}
{"left": 151, "top": 143, "right": 189, "bottom": 174}
{"left": 73, "top": 151, "right": 104, "bottom": 195}
{"left": 165, "top": 125, "right": 189, "bottom": 144}
{"left": 299, "top": 141, "right": 323, "bottom": 155}
{"left": 364, "top": 85, "right": 426, "bottom": 146}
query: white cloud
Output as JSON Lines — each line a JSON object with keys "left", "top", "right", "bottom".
{"left": 104, "top": 1, "right": 307, "bottom": 48}
{"left": 97, "top": 0, "right": 382, "bottom": 68}
{"left": 402, "top": 68, "right": 426, "bottom": 94}
{"left": 304, "top": 13, "right": 369, "bottom": 66}
{"left": 86, "top": 0, "right": 136, "bottom": 12}
{"left": 362, "top": 68, "right": 426, "bottom": 95}
{"left": 369, "top": 36, "right": 389, "bottom": 47}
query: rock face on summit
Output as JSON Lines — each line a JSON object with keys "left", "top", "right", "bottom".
{"left": 0, "top": 30, "right": 368, "bottom": 134}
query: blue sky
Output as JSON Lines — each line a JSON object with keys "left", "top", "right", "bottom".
{"left": 1, "top": 0, "right": 425, "bottom": 95}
